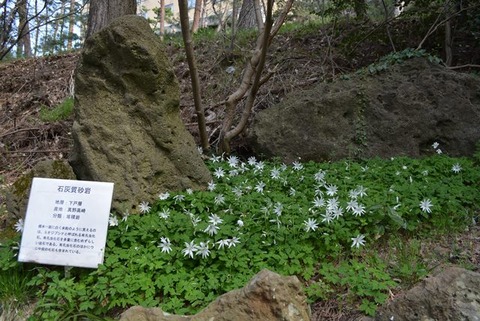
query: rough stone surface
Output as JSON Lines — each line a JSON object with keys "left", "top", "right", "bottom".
{"left": 375, "top": 266, "right": 480, "bottom": 321}
{"left": 119, "top": 269, "right": 311, "bottom": 321}
{"left": 248, "top": 58, "right": 480, "bottom": 162}
{"left": 5, "top": 159, "right": 76, "bottom": 219}
{"left": 70, "top": 15, "right": 211, "bottom": 211}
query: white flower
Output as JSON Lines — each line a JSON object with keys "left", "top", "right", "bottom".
{"left": 204, "top": 224, "right": 220, "bottom": 236}
{"left": 432, "top": 142, "right": 439, "bottom": 149}
{"left": 346, "top": 199, "right": 359, "bottom": 212}
{"left": 196, "top": 241, "right": 210, "bottom": 258}
{"left": 422, "top": 170, "right": 429, "bottom": 176}
{"left": 229, "top": 169, "right": 239, "bottom": 177}
{"left": 314, "top": 170, "right": 326, "bottom": 183}
{"left": 227, "top": 155, "right": 239, "bottom": 168}
{"left": 292, "top": 161, "right": 304, "bottom": 171}
{"left": 227, "top": 236, "right": 240, "bottom": 248}
{"left": 159, "top": 208, "right": 170, "bottom": 219}
{"left": 312, "top": 196, "right": 325, "bottom": 208}
{"left": 270, "top": 167, "right": 281, "bottom": 179}
{"left": 14, "top": 219, "right": 24, "bottom": 233}
{"left": 190, "top": 214, "right": 201, "bottom": 226}
{"left": 197, "top": 146, "right": 203, "bottom": 154}
{"left": 232, "top": 186, "right": 243, "bottom": 197}
{"left": 451, "top": 163, "right": 462, "bottom": 173}
{"left": 214, "top": 194, "right": 226, "bottom": 205}
{"left": 321, "top": 212, "right": 334, "bottom": 224}
{"left": 214, "top": 167, "right": 226, "bottom": 179}
{"left": 351, "top": 203, "right": 366, "bottom": 217}
{"left": 254, "top": 161, "right": 265, "bottom": 173}
{"left": 207, "top": 181, "right": 216, "bottom": 191}
{"left": 326, "top": 197, "right": 339, "bottom": 211}
{"left": 182, "top": 240, "right": 198, "bottom": 258}
{"left": 210, "top": 154, "right": 222, "bottom": 162}
{"left": 326, "top": 184, "right": 338, "bottom": 196}
{"left": 273, "top": 203, "right": 283, "bottom": 216}
{"left": 331, "top": 206, "right": 343, "bottom": 220}
{"left": 351, "top": 234, "right": 366, "bottom": 248}
{"left": 237, "top": 219, "right": 244, "bottom": 227}
{"left": 289, "top": 187, "right": 296, "bottom": 196}
{"left": 304, "top": 218, "right": 319, "bottom": 232}
{"left": 254, "top": 181, "right": 266, "bottom": 193}
{"left": 314, "top": 187, "right": 324, "bottom": 196}
{"left": 208, "top": 213, "right": 223, "bottom": 225}
{"left": 186, "top": 188, "right": 193, "bottom": 195}
{"left": 122, "top": 210, "right": 130, "bottom": 222}
{"left": 419, "top": 198, "right": 433, "bottom": 213}
{"left": 139, "top": 201, "right": 151, "bottom": 213}
{"left": 361, "top": 166, "right": 369, "bottom": 172}
{"left": 436, "top": 149, "right": 442, "bottom": 154}
{"left": 158, "top": 192, "right": 170, "bottom": 200}
{"left": 158, "top": 237, "right": 172, "bottom": 253}
{"left": 216, "top": 239, "right": 229, "bottom": 249}
{"left": 356, "top": 185, "right": 368, "bottom": 198}
{"left": 173, "top": 194, "right": 185, "bottom": 203}
{"left": 108, "top": 215, "right": 119, "bottom": 226}
{"left": 349, "top": 189, "right": 360, "bottom": 199}
{"left": 247, "top": 156, "right": 257, "bottom": 166}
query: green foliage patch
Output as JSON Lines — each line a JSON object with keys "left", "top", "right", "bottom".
{"left": 1, "top": 150, "right": 479, "bottom": 319}
{"left": 39, "top": 97, "right": 74, "bottom": 122}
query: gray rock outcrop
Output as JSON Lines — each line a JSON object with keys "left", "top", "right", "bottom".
{"left": 374, "top": 266, "right": 480, "bottom": 321}
{"left": 5, "top": 159, "right": 76, "bottom": 219}
{"left": 119, "top": 269, "right": 311, "bottom": 321}
{"left": 70, "top": 15, "right": 211, "bottom": 211}
{"left": 248, "top": 58, "right": 480, "bottom": 162}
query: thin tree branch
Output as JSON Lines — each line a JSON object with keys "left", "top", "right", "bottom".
{"left": 178, "top": 0, "right": 210, "bottom": 151}
{"left": 417, "top": 1, "right": 480, "bottom": 50}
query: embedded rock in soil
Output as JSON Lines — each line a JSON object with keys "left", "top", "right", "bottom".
{"left": 375, "top": 266, "right": 480, "bottom": 321}
{"left": 119, "top": 269, "right": 311, "bottom": 321}
{"left": 70, "top": 15, "right": 211, "bottom": 212}
{"left": 248, "top": 58, "right": 480, "bottom": 162}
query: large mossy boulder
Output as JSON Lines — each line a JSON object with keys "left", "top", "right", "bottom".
{"left": 248, "top": 58, "right": 480, "bottom": 162}
{"left": 70, "top": 15, "right": 211, "bottom": 212}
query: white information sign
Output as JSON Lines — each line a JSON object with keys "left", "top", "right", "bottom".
{"left": 18, "top": 178, "right": 114, "bottom": 268}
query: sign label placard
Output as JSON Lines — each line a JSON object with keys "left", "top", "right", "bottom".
{"left": 18, "top": 178, "right": 114, "bottom": 268}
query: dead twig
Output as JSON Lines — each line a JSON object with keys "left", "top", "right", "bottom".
{"left": 0, "top": 127, "right": 40, "bottom": 139}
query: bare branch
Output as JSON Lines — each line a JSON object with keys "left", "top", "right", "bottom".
{"left": 417, "top": 1, "right": 480, "bottom": 50}
{"left": 178, "top": 0, "right": 210, "bottom": 151}
{"left": 219, "top": 0, "right": 294, "bottom": 153}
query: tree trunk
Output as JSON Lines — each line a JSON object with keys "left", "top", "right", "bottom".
{"left": 159, "top": 0, "right": 165, "bottom": 39}
{"left": 237, "top": 0, "right": 257, "bottom": 29}
{"left": 67, "top": 0, "right": 76, "bottom": 50}
{"left": 17, "top": 0, "right": 32, "bottom": 57}
{"left": 59, "top": 0, "right": 67, "bottom": 52}
{"left": 86, "top": 0, "right": 137, "bottom": 39}
{"left": 191, "top": 0, "right": 202, "bottom": 33}
{"left": 178, "top": 0, "right": 210, "bottom": 151}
